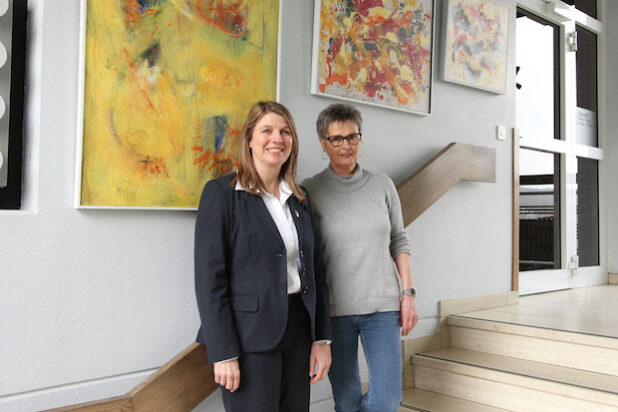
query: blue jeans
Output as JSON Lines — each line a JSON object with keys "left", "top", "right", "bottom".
{"left": 328, "top": 311, "right": 402, "bottom": 412}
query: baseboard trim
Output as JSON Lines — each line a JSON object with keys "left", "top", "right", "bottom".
{"left": 439, "top": 291, "right": 518, "bottom": 318}
{"left": 609, "top": 273, "right": 618, "bottom": 285}
{"left": 0, "top": 370, "right": 154, "bottom": 412}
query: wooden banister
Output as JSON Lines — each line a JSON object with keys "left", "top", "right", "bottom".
{"left": 397, "top": 143, "right": 496, "bottom": 226}
{"left": 46, "top": 343, "right": 217, "bottom": 412}
{"left": 48, "top": 142, "right": 495, "bottom": 411}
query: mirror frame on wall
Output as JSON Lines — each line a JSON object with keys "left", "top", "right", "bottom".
{"left": 0, "top": 0, "right": 27, "bottom": 210}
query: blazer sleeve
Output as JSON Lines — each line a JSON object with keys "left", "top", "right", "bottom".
{"left": 306, "top": 193, "right": 332, "bottom": 341}
{"left": 194, "top": 179, "right": 241, "bottom": 363}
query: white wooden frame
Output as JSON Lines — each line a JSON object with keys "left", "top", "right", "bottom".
{"left": 517, "top": 0, "right": 606, "bottom": 295}
{"left": 310, "top": 0, "right": 435, "bottom": 116}
{"left": 440, "top": 0, "right": 511, "bottom": 94}
{"left": 74, "top": 0, "right": 283, "bottom": 210}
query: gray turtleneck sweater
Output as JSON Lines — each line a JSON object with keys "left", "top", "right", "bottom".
{"left": 302, "top": 165, "right": 411, "bottom": 317}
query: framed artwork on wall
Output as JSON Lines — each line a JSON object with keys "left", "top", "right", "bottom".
{"left": 311, "top": 0, "right": 435, "bottom": 115}
{"left": 74, "top": 0, "right": 280, "bottom": 209}
{"left": 441, "top": 0, "right": 510, "bottom": 94}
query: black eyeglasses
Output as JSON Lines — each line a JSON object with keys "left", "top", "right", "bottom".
{"left": 322, "top": 133, "right": 362, "bottom": 147}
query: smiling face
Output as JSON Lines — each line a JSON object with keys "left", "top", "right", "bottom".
{"left": 249, "top": 112, "right": 293, "bottom": 176}
{"left": 320, "top": 120, "right": 361, "bottom": 176}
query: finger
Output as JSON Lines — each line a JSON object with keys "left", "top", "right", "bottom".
{"left": 309, "top": 355, "right": 316, "bottom": 378}
{"left": 231, "top": 371, "right": 240, "bottom": 392}
{"left": 226, "top": 378, "right": 235, "bottom": 392}
{"left": 311, "top": 360, "right": 329, "bottom": 384}
{"left": 309, "top": 358, "right": 320, "bottom": 385}
{"left": 316, "top": 363, "right": 328, "bottom": 381}
{"left": 231, "top": 375, "right": 240, "bottom": 392}
{"left": 403, "top": 317, "right": 413, "bottom": 335}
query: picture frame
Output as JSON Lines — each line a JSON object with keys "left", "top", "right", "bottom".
{"left": 441, "top": 0, "right": 510, "bottom": 94}
{"left": 74, "top": 0, "right": 281, "bottom": 210}
{"left": 311, "top": 0, "right": 435, "bottom": 115}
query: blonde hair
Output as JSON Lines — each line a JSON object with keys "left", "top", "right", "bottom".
{"left": 233, "top": 101, "right": 307, "bottom": 205}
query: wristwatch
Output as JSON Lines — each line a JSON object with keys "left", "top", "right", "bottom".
{"left": 401, "top": 288, "right": 416, "bottom": 297}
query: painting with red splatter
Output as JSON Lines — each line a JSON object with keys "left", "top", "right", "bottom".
{"left": 311, "top": 0, "right": 434, "bottom": 115}
{"left": 442, "top": 0, "right": 509, "bottom": 94}
{"left": 78, "top": 0, "right": 279, "bottom": 208}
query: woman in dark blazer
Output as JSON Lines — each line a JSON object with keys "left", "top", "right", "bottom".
{"left": 194, "top": 101, "right": 332, "bottom": 412}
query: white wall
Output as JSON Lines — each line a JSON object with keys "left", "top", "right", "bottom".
{"left": 2, "top": 0, "right": 521, "bottom": 410}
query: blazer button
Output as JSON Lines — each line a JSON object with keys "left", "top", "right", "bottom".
{"left": 302, "top": 286, "right": 309, "bottom": 294}
{"left": 302, "top": 268, "right": 307, "bottom": 276}
{"left": 299, "top": 250, "right": 304, "bottom": 258}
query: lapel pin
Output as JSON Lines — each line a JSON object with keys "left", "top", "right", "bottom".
{"left": 295, "top": 210, "right": 300, "bottom": 218}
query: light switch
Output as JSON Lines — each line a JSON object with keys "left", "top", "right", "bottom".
{"left": 496, "top": 125, "right": 506, "bottom": 141}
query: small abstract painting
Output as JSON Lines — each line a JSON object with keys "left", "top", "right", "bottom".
{"left": 77, "top": 0, "right": 279, "bottom": 208}
{"left": 311, "top": 0, "right": 434, "bottom": 115}
{"left": 442, "top": 0, "right": 509, "bottom": 94}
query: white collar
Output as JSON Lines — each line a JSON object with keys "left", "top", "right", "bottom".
{"left": 235, "top": 179, "right": 293, "bottom": 203}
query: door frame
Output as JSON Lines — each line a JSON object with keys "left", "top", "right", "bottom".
{"left": 513, "top": 0, "right": 607, "bottom": 295}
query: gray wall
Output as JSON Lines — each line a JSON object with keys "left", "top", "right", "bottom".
{"left": 7, "top": 0, "right": 606, "bottom": 410}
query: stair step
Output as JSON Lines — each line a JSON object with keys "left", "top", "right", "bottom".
{"left": 417, "top": 347, "right": 618, "bottom": 394}
{"left": 401, "top": 388, "right": 512, "bottom": 411}
{"left": 413, "top": 349, "right": 618, "bottom": 411}
{"left": 447, "top": 315, "right": 618, "bottom": 375}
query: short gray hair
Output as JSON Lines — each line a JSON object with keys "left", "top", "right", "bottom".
{"left": 316, "top": 103, "right": 363, "bottom": 140}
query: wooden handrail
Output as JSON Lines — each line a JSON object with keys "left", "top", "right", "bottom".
{"left": 397, "top": 143, "right": 496, "bottom": 227}
{"left": 46, "top": 343, "right": 217, "bottom": 412}
{"left": 48, "top": 142, "right": 496, "bottom": 411}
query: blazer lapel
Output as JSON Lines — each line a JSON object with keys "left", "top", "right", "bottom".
{"left": 246, "top": 193, "right": 284, "bottom": 242}
{"left": 288, "top": 197, "right": 304, "bottom": 248}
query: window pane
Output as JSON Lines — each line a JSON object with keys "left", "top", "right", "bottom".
{"left": 519, "top": 149, "right": 561, "bottom": 271}
{"left": 577, "top": 157, "right": 599, "bottom": 267}
{"left": 562, "top": 0, "right": 597, "bottom": 19}
{"left": 575, "top": 25, "right": 598, "bottom": 147}
{"left": 516, "top": 11, "right": 560, "bottom": 141}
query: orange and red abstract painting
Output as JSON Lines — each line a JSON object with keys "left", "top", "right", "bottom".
{"left": 312, "top": 0, "right": 434, "bottom": 114}
{"left": 79, "top": 0, "right": 279, "bottom": 208}
{"left": 442, "top": 0, "right": 509, "bottom": 94}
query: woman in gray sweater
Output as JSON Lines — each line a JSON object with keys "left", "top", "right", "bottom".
{"left": 302, "top": 103, "right": 418, "bottom": 412}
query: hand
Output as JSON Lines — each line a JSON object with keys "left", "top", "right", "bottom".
{"left": 213, "top": 359, "right": 240, "bottom": 392}
{"left": 309, "top": 343, "right": 332, "bottom": 385}
{"left": 400, "top": 295, "right": 418, "bottom": 336}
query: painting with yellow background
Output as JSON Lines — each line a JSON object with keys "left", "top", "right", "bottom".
{"left": 80, "top": 0, "right": 279, "bottom": 207}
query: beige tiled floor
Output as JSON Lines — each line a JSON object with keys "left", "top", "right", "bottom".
{"left": 458, "top": 285, "right": 618, "bottom": 338}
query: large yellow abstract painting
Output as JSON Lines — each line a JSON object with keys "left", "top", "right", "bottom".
{"left": 79, "top": 0, "right": 279, "bottom": 208}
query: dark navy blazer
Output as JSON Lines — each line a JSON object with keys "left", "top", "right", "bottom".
{"left": 194, "top": 174, "right": 332, "bottom": 363}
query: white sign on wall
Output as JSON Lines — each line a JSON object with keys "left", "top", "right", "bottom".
{"left": 576, "top": 107, "right": 597, "bottom": 147}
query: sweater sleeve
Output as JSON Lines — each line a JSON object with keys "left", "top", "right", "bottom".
{"left": 383, "top": 175, "right": 412, "bottom": 259}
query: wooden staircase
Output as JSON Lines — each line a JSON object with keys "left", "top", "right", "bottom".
{"left": 402, "top": 314, "right": 618, "bottom": 411}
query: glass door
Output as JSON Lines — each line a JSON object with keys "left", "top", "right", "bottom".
{"left": 516, "top": 0, "right": 605, "bottom": 295}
